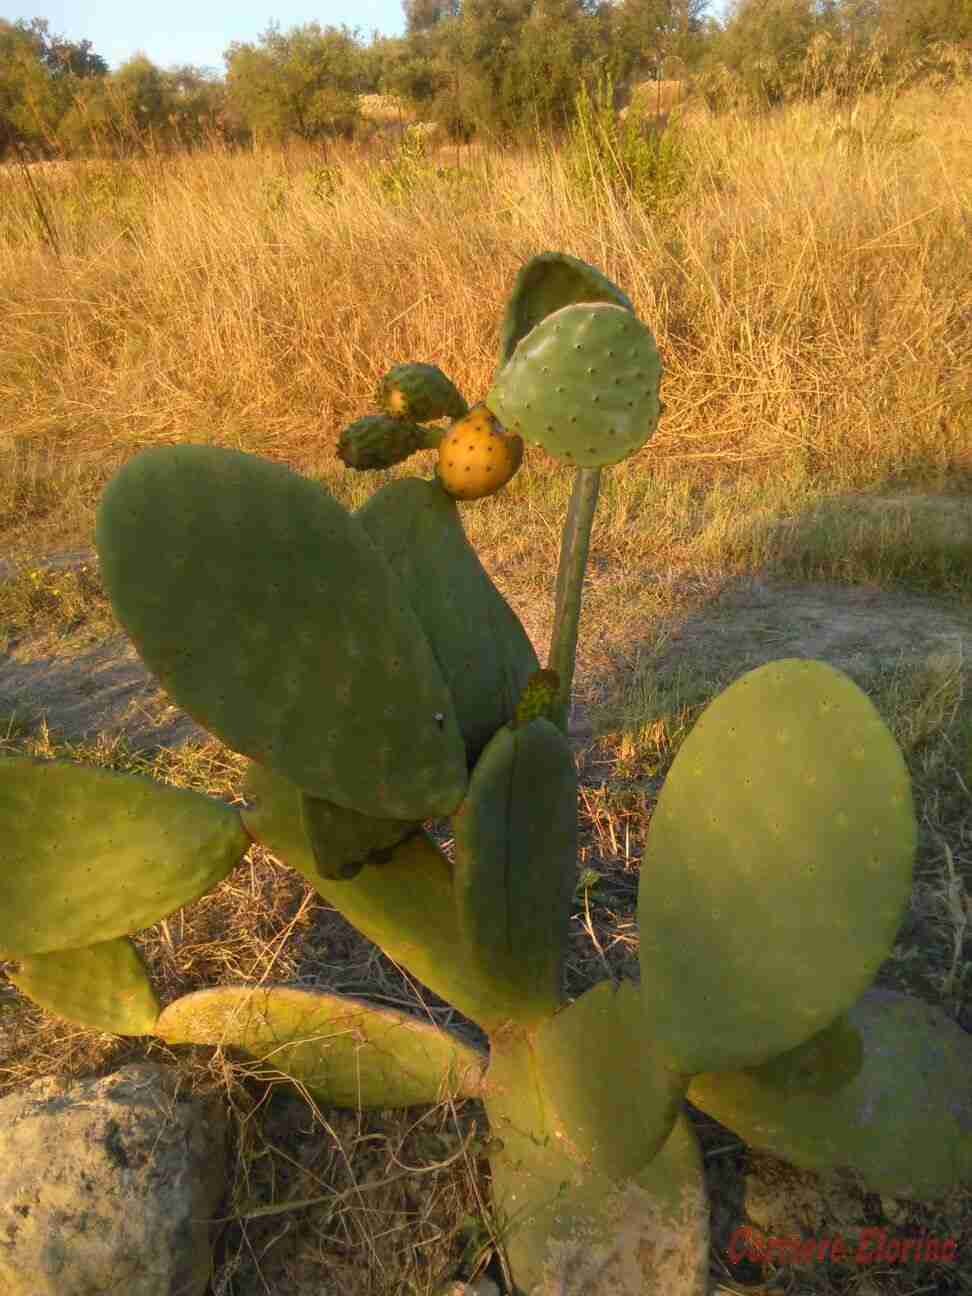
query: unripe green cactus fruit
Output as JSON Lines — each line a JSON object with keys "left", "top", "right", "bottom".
{"left": 436, "top": 403, "right": 524, "bottom": 500}
{"left": 487, "top": 302, "right": 662, "bottom": 468}
{"left": 337, "top": 414, "right": 440, "bottom": 470}
{"left": 377, "top": 362, "right": 468, "bottom": 422}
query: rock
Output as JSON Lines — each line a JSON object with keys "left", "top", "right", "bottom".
{"left": 439, "top": 1279, "right": 501, "bottom": 1296}
{"left": 0, "top": 1061, "right": 227, "bottom": 1296}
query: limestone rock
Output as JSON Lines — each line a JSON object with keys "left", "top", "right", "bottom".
{"left": 0, "top": 1061, "right": 227, "bottom": 1296}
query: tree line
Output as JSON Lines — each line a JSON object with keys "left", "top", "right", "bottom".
{"left": 1, "top": 0, "right": 970, "bottom": 161}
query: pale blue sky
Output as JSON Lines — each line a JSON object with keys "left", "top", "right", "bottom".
{"left": 1, "top": 1, "right": 408, "bottom": 74}
{"left": 3, "top": 1, "right": 728, "bottom": 76}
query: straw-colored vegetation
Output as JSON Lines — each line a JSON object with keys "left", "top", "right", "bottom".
{"left": 1, "top": 70, "right": 970, "bottom": 1296}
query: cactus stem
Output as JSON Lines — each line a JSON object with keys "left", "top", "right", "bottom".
{"left": 547, "top": 466, "right": 601, "bottom": 734}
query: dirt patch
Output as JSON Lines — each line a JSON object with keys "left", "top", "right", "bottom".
{"left": 2, "top": 500, "right": 970, "bottom": 772}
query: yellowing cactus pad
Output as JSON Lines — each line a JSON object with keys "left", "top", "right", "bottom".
{"left": 437, "top": 403, "right": 523, "bottom": 501}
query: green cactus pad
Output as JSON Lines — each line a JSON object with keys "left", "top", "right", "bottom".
{"left": 241, "top": 759, "right": 534, "bottom": 1031}
{"left": 377, "top": 363, "right": 468, "bottom": 422}
{"left": 337, "top": 415, "right": 434, "bottom": 470}
{"left": 688, "top": 988, "right": 972, "bottom": 1199}
{"left": 484, "top": 1033, "right": 708, "bottom": 1296}
{"left": 95, "top": 445, "right": 467, "bottom": 821}
{"left": 8, "top": 936, "right": 160, "bottom": 1035}
{"left": 487, "top": 303, "right": 663, "bottom": 468}
{"left": 299, "top": 792, "right": 420, "bottom": 881}
{"left": 496, "top": 252, "right": 635, "bottom": 369}
{"left": 511, "top": 669, "right": 560, "bottom": 728}
{"left": 742, "top": 1012, "right": 864, "bottom": 1098}
{"left": 534, "top": 979, "right": 686, "bottom": 1181}
{"left": 0, "top": 754, "right": 249, "bottom": 956}
{"left": 638, "top": 659, "right": 917, "bottom": 1075}
{"left": 156, "top": 984, "right": 487, "bottom": 1108}
{"left": 452, "top": 718, "right": 577, "bottom": 1025}
{"left": 355, "top": 477, "right": 540, "bottom": 768}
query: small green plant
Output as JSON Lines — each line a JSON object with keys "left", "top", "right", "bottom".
{"left": 563, "top": 74, "right": 695, "bottom": 217}
{"left": 1, "top": 252, "right": 969, "bottom": 1295}
{"left": 260, "top": 174, "right": 289, "bottom": 216}
{"left": 304, "top": 162, "right": 341, "bottom": 203}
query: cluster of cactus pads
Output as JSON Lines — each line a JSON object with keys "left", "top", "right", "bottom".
{"left": 2, "top": 252, "right": 971, "bottom": 1296}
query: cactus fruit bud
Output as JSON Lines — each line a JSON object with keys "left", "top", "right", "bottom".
{"left": 511, "top": 669, "right": 560, "bottom": 728}
{"left": 377, "top": 363, "right": 469, "bottom": 423}
{"left": 337, "top": 414, "right": 439, "bottom": 470}
{"left": 437, "top": 403, "right": 524, "bottom": 501}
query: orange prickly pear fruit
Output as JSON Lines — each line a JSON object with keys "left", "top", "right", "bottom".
{"left": 436, "top": 403, "right": 524, "bottom": 501}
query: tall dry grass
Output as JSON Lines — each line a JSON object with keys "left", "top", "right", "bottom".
{"left": 1, "top": 77, "right": 969, "bottom": 562}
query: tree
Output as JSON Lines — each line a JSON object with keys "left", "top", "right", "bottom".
{"left": 19, "top": 17, "right": 109, "bottom": 78}
{"left": 225, "top": 23, "right": 366, "bottom": 145}
{"left": 0, "top": 20, "right": 65, "bottom": 157}
{"left": 403, "top": 0, "right": 461, "bottom": 35}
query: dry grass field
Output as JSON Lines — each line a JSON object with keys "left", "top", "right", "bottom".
{"left": 0, "top": 73, "right": 970, "bottom": 1295}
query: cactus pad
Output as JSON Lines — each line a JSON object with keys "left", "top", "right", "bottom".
{"left": 8, "top": 937, "right": 160, "bottom": 1036}
{"left": 688, "top": 988, "right": 972, "bottom": 1199}
{"left": 436, "top": 403, "right": 524, "bottom": 500}
{"left": 377, "top": 362, "right": 468, "bottom": 422}
{"left": 452, "top": 717, "right": 577, "bottom": 1024}
{"left": 355, "top": 477, "right": 540, "bottom": 768}
{"left": 0, "top": 754, "right": 249, "bottom": 956}
{"left": 638, "top": 658, "right": 917, "bottom": 1075}
{"left": 156, "top": 984, "right": 487, "bottom": 1108}
{"left": 95, "top": 445, "right": 467, "bottom": 821}
{"left": 484, "top": 1033, "right": 708, "bottom": 1295}
{"left": 487, "top": 302, "right": 663, "bottom": 468}
{"left": 534, "top": 979, "right": 686, "bottom": 1181}
{"left": 241, "top": 759, "right": 536, "bottom": 1031}
{"left": 742, "top": 1012, "right": 864, "bottom": 1098}
{"left": 299, "top": 792, "right": 419, "bottom": 881}
{"left": 496, "top": 251, "right": 635, "bottom": 369}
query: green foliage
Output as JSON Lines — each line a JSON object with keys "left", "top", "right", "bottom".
{"left": 303, "top": 160, "right": 342, "bottom": 202}
{"left": 369, "top": 127, "right": 480, "bottom": 206}
{"left": 562, "top": 74, "right": 696, "bottom": 217}
{"left": 225, "top": 22, "right": 365, "bottom": 146}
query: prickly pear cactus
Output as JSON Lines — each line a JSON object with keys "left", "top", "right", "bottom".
{"left": 2, "top": 250, "right": 965, "bottom": 1296}
{"left": 377, "top": 362, "right": 468, "bottom": 422}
